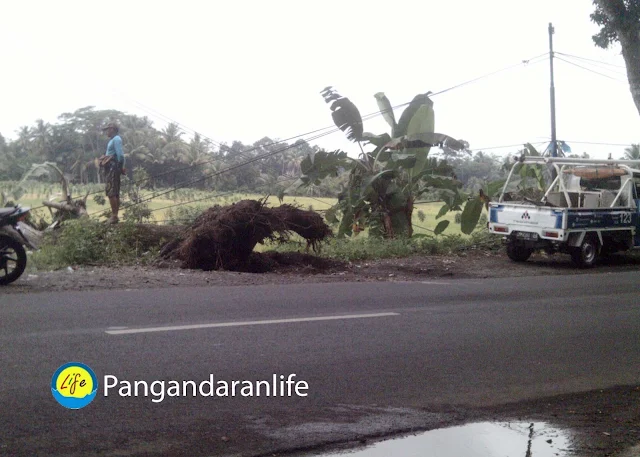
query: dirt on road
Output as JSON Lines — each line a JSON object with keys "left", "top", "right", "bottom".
{"left": 4, "top": 249, "right": 640, "bottom": 294}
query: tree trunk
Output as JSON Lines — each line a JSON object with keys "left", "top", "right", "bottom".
{"left": 595, "top": 0, "right": 640, "bottom": 116}
{"left": 42, "top": 200, "right": 87, "bottom": 217}
{"left": 405, "top": 195, "right": 414, "bottom": 238}
{"left": 382, "top": 213, "right": 395, "bottom": 238}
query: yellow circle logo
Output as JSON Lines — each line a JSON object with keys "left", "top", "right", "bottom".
{"left": 51, "top": 362, "right": 98, "bottom": 409}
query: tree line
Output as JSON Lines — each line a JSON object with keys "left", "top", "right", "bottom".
{"left": 0, "top": 106, "right": 515, "bottom": 198}
{"left": 0, "top": 106, "right": 343, "bottom": 196}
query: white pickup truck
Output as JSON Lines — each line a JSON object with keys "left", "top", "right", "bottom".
{"left": 488, "top": 157, "right": 640, "bottom": 267}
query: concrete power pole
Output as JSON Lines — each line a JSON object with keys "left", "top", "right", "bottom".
{"left": 549, "top": 22, "right": 558, "bottom": 157}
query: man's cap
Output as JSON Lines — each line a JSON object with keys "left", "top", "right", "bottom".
{"left": 101, "top": 122, "right": 119, "bottom": 131}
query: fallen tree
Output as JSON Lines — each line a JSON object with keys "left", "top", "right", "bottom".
{"left": 160, "top": 199, "right": 332, "bottom": 271}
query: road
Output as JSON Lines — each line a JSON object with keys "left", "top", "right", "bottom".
{"left": 1, "top": 271, "right": 639, "bottom": 456}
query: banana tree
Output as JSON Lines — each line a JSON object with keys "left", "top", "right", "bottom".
{"left": 297, "top": 88, "right": 476, "bottom": 238}
{"left": 499, "top": 143, "right": 553, "bottom": 202}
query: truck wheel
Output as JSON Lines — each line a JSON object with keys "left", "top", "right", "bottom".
{"left": 506, "top": 243, "right": 533, "bottom": 262}
{"left": 571, "top": 235, "right": 599, "bottom": 268}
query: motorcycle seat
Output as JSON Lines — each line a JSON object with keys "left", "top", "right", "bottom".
{"left": 0, "top": 207, "right": 18, "bottom": 217}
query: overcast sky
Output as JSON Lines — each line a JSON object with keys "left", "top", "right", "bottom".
{"left": 1, "top": 0, "right": 637, "bottom": 159}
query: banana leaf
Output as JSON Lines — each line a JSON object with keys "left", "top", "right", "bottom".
{"left": 436, "top": 203, "right": 450, "bottom": 219}
{"left": 394, "top": 92, "right": 433, "bottom": 138}
{"left": 461, "top": 196, "right": 484, "bottom": 235}
{"left": 374, "top": 92, "right": 397, "bottom": 132}
{"left": 434, "top": 220, "right": 450, "bottom": 235}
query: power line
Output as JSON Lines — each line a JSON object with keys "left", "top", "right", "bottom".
{"left": 467, "top": 141, "right": 550, "bottom": 153}
{"left": 148, "top": 176, "right": 299, "bottom": 215}
{"left": 561, "top": 140, "right": 635, "bottom": 147}
{"left": 87, "top": 128, "right": 339, "bottom": 217}
{"left": 430, "top": 52, "right": 549, "bottom": 97}
{"left": 74, "top": 51, "right": 550, "bottom": 218}
{"left": 555, "top": 56, "right": 627, "bottom": 83}
{"left": 555, "top": 52, "right": 626, "bottom": 69}
{"left": 555, "top": 53, "right": 627, "bottom": 78}
{"left": 108, "top": 50, "right": 552, "bottom": 200}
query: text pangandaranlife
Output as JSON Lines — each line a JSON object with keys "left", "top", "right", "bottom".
{"left": 103, "top": 373, "right": 308, "bottom": 403}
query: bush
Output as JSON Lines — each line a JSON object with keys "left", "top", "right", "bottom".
{"left": 31, "top": 219, "right": 160, "bottom": 270}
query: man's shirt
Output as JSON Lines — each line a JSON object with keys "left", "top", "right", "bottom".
{"left": 106, "top": 135, "right": 125, "bottom": 165}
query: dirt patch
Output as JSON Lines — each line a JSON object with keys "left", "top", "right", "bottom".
{"left": 290, "top": 385, "right": 640, "bottom": 457}
{"left": 4, "top": 249, "right": 640, "bottom": 294}
{"left": 481, "top": 384, "right": 640, "bottom": 457}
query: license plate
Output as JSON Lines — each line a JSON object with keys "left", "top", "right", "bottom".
{"left": 515, "top": 231, "right": 538, "bottom": 241}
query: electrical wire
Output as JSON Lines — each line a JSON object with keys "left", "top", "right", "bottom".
{"left": 555, "top": 53, "right": 627, "bottom": 78}
{"left": 87, "top": 128, "right": 339, "bottom": 217}
{"left": 469, "top": 142, "right": 547, "bottom": 152}
{"left": 36, "top": 50, "right": 547, "bottom": 218}
{"left": 559, "top": 140, "right": 635, "bottom": 147}
{"left": 148, "top": 175, "right": 299, "bottom": 215}
{"left": 555, "top": 56, "right": 627, "bottom": 83}
{"left": 555, "top": 52, "right": 626, "bottom": 69}
{"left": 430, "top": 52, "right": 549, "bottom": 97}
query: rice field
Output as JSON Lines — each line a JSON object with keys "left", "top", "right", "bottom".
{"left": 3, "top": 182, "right": 470, "bottom": 236}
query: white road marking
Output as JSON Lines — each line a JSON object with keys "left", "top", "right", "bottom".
{"left": 105, "top": 312, "right": 400, "bottom": 335}
{"left": 420, "top": 281, "right": 454, "bottom": 285}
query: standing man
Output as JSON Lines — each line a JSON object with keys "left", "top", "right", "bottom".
{"left": 100, "top": 122, "right": 126, "bottom": 224}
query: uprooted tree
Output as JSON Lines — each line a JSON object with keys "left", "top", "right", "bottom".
{"left": 19, "top": 162, "right": 88, "bottom": 225}
{"left": 290, "top": 88, "right": 486, "bottom": 238}
{"left": 160, "top": 199, "right": 332, "bottom": 271}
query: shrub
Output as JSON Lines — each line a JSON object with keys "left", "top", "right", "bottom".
{"left": 31, "top": 219, "right": 160, "bottom": 270}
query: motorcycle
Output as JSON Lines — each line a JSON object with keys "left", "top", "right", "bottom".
{"left": 0, "top": 205, "right": 35, "bottom": 285}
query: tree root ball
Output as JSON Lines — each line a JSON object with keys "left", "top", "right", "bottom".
{"left": 160, "top": 199, "right": 332, "bottom": 271}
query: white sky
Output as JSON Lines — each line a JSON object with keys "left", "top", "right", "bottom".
{"left": 1, "top": 0, "right": 637, "bottom": 159}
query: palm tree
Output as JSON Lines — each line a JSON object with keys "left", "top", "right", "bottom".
{"left": 622, "top": 144, "right": 640, "bottom": 160}
{"left": 160, "top": 123, "right": 188, "bottom": 158}
{"left": 182, "top": 133, "right": 211, "bottom": 166}
{"left": 16, "top": 126, "right": 32, "bottom": 157}
{"left": 31, "top": 119, "right": 52, "bottom": 161}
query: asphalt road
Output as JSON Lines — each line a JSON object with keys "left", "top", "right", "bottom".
{"left": 1, "top": 271, "right": 639, "bottom": 456}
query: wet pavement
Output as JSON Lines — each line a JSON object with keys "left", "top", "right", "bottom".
{"left": 313, "top": 422, "right": 571, "bottom": 457}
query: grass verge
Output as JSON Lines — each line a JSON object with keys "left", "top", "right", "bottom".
{"left": 29, "top": 218, "right": 501, "bottom": 271}
{"left": 268, "top": 230, "right": 502, "bottom": 262}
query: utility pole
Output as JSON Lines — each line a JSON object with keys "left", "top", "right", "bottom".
{"left": 548, "top": 22, "right": 558, "bottom": 157}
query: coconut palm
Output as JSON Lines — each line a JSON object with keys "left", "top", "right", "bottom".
{"left": 182, "top": 133, "right": 212, "bottom": 166}
{"left": 16, "top": 126, "right": 32, "bottom": 157}
{"left": 622, "top": 144, "right": 640, "bottom": 160}
{"left": 160, "top": 123, "right": 188, "bottom": 158}
{"left": 31, "top": 119, "right": 52, "bottom": 161}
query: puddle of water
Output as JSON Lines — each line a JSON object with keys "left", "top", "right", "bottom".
{"left": 317, "top": 422, "right": 570, "bottom": 457}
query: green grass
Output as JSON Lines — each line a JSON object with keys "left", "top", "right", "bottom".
{"left": 6, "top": 181, "right": 493, "bottom": 270}
{"left": 10, "top": 182, "right": 468, "bottom": 236}
{"left": 267, "top": 230, "right": 500, "bottom": 262}
{"left": 5, "top": 180, "right": 499, "bottom": 271}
